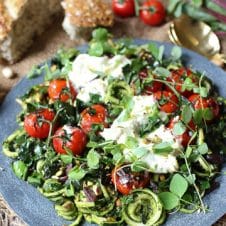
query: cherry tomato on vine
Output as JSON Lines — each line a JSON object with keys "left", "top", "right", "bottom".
{"left": 80, "top": 104, "right": 108, "bottom": 134}
{"left": 48, "top": 79, "right": 77, "bottom": 102}
{"left": 153, "top": 91, "right": 179, "bottom": 113}
{"left": 112, "top": 0, "right": 135, "bottom": 17}
{"left": 24, "top": 109, "right": 55, "bottom": 139}
{"left": 140, "top": 0, "right": 166, "bottom": 26}
{"left": 111, "top": 165, "right": 150, "bottom": 195}
{"left": 53, "top": 125, "right": 87, "bottom": 155}
{"left": 188, "top": 94, "right": 220, "bottom": 119}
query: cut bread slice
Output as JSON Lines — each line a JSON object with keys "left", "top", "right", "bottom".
{"left": 0, "top": 0, "right": 62, "bottom": 63}
{"left": 62, "top": 0, "right": 113, "bottom": 40}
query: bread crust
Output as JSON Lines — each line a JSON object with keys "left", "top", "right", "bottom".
{"left": 62, "top": 0, "right": 113, "bottom": 27}
{"left": 0, "top": 2, "right": 12, "bottom": 40}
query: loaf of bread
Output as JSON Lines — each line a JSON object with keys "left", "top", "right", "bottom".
{"left": 62, "top": 0, "right": 114, "bottom": 40}
{"left": 0, "top": 0, "right": 62, "bottom": 63}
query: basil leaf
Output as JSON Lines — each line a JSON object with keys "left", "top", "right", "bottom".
{"left": 170, "top": 173, "right": 188, "bottom": 198}
{"left": 159, "top": 192, "right": 180, "bottom": 210}
{"left": 153, "top": 142, "right": 173, "bottom": 154}
{"left": 87, "top": 150, "right": 101, "bottom": 169}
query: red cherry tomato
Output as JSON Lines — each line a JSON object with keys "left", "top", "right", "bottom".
{"left": 53, "top": 126, "right": 87, "bottom": 155}
{"left": 111, "top": 165, "right": 150, "bottom": 195}
{"left": 188, "top": 94, "right": 220, "bottom": 119}
{"left": 112, "top": 0, "right": 135, "bottom": 17}
{"left": 24, "top": 109, "right": 55, "bottom": 139}
{"left": 80, "top": 104, "right": 108, "bottom": 134}
{"left": 168, "top": 117, "right": 195, "bottom": 147}
{"left": 140, "top": 0, "right": 166, "bottom": 26}
{"left": 167, "top": 68, "right": 196, "bottom": 97}
{"left": 139, "top": 69, "right": 163, "bottom": 94}
{"left": 48, "top": 79, "right": 77, "bottom": 102}
{"left": 153, "top": 91, "right": 179, "bottom": 113}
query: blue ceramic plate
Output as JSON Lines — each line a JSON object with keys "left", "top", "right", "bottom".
{"left": 0, "top": 40, "right": 226, "bottom": 226}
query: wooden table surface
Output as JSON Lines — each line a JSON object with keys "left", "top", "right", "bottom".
{"left": 0, "top": 15, "right": 226, "bottom": 226}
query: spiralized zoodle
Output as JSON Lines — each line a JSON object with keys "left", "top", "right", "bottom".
{"left": 2, "top": 29, "right": 226, "bottom": 226}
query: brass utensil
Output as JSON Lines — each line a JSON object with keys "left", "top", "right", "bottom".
{"left": 168, "top": 15, "right": 226, "bottom": 66}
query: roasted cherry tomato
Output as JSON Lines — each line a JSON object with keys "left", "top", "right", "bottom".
{"left": 167, "top": 68, "right": 197, "bottom": 97}
{"left": 139, "top": 69, "right": 163, "bottom": 94}
{"left": 53, "top": 126, "right": 87, "bottom": 155}
{"left": 140, "top": 0, "right": 166, "bottom": 26}
{"left": 168, "top": 117, "right": 195, "bottom": 147}
{"left": 48, "top": 79, "right": 77, "bottom": 102}
{"left": 24, "top": 109, "right": 55, "bottom": 139}
{"left": 111, "top": 165, "right": 150, "bottom": 195}
{"left": 188, "top": 94, "right": 220, "bottom": 119}
{"left": 80, "top": 104, "right": 108, "bottom": 134}
{"left": 153, "top": 91, "right": 179, "bottom": 113}
{"left": 112, "top": 0, "right": 135, "bottom": 17}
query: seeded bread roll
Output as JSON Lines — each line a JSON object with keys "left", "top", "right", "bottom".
{"left": 0, "top": 0, "right": 62, "bottom": 63}
{"left": 62, "top": 0, "right": 114, "bottom": 40}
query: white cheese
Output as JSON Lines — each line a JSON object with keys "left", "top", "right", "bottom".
{"left": 69, "top": 54, "right": 131, "bottom": 102}
{"left": 100, "top": 95, "right": 180, "bottom": 173}
{"left": 76, "top": 79, "right": 107, "bottom": 103}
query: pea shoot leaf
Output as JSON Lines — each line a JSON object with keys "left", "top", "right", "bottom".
{"left": 153, "top": 142, "right": 173, "bottom": 154}
{"left": 89, "top": 42, "right": 104, "bottom": 57}
{"left": 147, "top": 43, "right": 159, "bottom": 60}
{"left": 159, "top": 192, "right": 180, "bottom": 210}
{"left": 131, "top": 161, "right": 149, "bottom": 172}
{"left": 68, "top": 166, "right": 87, "bottom": 181}
{"left": 60, "top": 155, "right": 73, "bottom": 164}
{"left": 170, "top": 173, "right": 188, "bottom": 198}
{"left": 182, "top": 105, "right": 192, "bottom": 124}
{"left": 197, "top": 142, "right": 208, "bottom": 155}
{"left": 171, "top": 46, "right": 182, "bottom": 60}
{"left": 154, "top": 67, "right": 171, "bottom": 77}
{"left": 173, "top": 121, "right": 186, "bottom": 136}
{"left": 186, "top": 174, "right": 196, "bottom": 185}
{"left": 92, "top": 28, "right": 109, "bottom": 41}
{"left": 132, "top": 147, "right": 149, "bottom": 159}
{"left": 125, "top": 136, "right": 138, "bottom": 149}
{"left": 87, "top": 149, "right": 101, "bottom": 169}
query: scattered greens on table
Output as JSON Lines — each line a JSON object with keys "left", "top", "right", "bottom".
{"left": 168, "top": 0, "right": 226, "bottom": 32}
{"left": 2, "top": 28, "right": 226, "bottom": 226}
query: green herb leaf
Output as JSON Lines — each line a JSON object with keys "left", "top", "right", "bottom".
{"left": 87, "top": 149, "right": 101, "bottom": 169}
{"left": 192, "top": 0, "right": 203, "bottom": 7}
{"left": 92, "top": 28, "right": 109, "bottom": 41}
{"left": 125, "top": 136, "right": 138, "bottom": 149}
{"left": 89, "top": 42, "right": 104, "bottom": 57}
{"left": 147, "top": 43, "right": 159, "bottom": 60}
{"left": 60, "top": 155, "right": 73, "bottom": 164}
{"left": 186, "top": 174, "right": 196, "bottom": 185}
{"left": 171, "top": 46, "right": 182, "bottom": 60}
{"left": 159, "top": 192, "right": 180, "bottom": 210}
{"left": 154, "top": 67, "right": 171, "bottom": 77}
{"left": 170, "top": 173, "right": 188, "bottom": 198}
{"left": 173, "top": 121, "right": 186, "bottom": 136}
{"left": 197, "top": 142, "right": 208, "bottom": 155}
{"left": 153, "top": 142, "right": 173, "bottom": 154}
{"left": 12, "top": 160, "right": 28, "bottom": 180}
{"left": 131, "top": 161, "right": 149, "bottom": 172}
{"left": 132, "top": 147, "right": 149, "bottom": 159}
{"left": 68, "top": 166, "right": 87, "bottom": 181}
{"left": 182, "top": 105, "right": 193, "bottom": 124}
{"left": 167, "top": 0, "right": 181, "bottom": 13}
{"left": 158, "top": 45, "right": 165, "bottom": 62}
